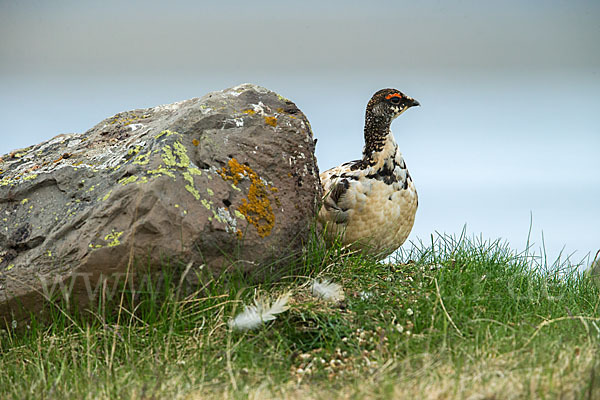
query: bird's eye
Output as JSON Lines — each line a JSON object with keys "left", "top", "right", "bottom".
{"left": 390, "top": 96, "right": 401, "bottom": 104}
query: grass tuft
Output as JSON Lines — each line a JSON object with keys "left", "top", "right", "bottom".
{"left": 1, "top": 231, "right": 598, "bottom": 399}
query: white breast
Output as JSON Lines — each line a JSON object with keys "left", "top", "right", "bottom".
{"left": 318, "top": 135, "right": 418, "bottom": 258}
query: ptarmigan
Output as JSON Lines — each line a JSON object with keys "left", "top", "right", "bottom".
{"left": 318, "top": 88, "right": 420, "bottom": 258}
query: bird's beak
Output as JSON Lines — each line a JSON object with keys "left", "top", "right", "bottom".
{"left": 397, "top": 97, "right": 420, "bottom": 116}
{"left": 406, "top": 97, "right": 420, "bottom": 108}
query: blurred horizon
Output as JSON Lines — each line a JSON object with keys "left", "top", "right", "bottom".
{"left": 2, "top": 0, "right": 599, "bottom": 266}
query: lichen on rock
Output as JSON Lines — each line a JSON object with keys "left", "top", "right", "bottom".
{"left": 0, "top": 83, "right": 321, "bottom": 321}
{"left": 219, "top": 158, "right": 276, "bottom": 238}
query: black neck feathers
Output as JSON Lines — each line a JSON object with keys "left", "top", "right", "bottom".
{"left": 361, "top": 109, "right": 393, "bottom": 166}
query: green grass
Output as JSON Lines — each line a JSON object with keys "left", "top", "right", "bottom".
{"left": 1, "top": 231, "right": 599, "bottom": 399}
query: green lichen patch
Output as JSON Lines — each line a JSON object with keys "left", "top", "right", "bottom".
{"left": 108, "top": 113, "right": 150, "bottom": 126}
{"left": 105, "top": 231, "right": 124, "bottom": 247}
{"left": 155, "top": 129, "right": 179, "bottom": 139}
{"left": 22, "top": 174, "right": 38, "bottom": 181}
{"left": 183, "top": 171, "right": 201, "bottom": 200}
{"left": 118, "top": 176, "right": 139, "bottom": 185}
{"left": 161, "top": 141, "right": 190, "bottom": 169}
{"left": 147, "top": 165, "right": 177, "bottom": 179}
{"left": 132, "top": 152, "right": 151, "bottom": 165}
{"left": 99, "top": 190, "right": 113, "bottom": 202}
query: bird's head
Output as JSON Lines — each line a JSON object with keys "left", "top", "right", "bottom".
{"left": 367, "top": 88, "right": 420, "bottom": 121}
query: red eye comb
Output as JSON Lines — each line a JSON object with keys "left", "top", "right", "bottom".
{"left": 385, "top": 93, "right": 402, "bottom": 100}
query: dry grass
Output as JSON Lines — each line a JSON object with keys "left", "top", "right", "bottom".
{"left": 186, "top": 343, "right": 596, "bottom": 400}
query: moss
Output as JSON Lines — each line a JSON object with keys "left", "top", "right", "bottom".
{"left": 206, "top": 188, "right": 214, "bottom": 196}
{"left": 218, "top": 158, "right": 275, "bottom": 238}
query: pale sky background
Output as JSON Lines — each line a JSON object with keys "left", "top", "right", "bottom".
{"left": 1, "top": 0, "right": 599, "bottom": 267}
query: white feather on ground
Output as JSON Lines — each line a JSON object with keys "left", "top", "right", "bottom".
{"left": 229, "top": 292, "right": 291, "bottom": 331}
{"left": 310, "top": 279, "right": 345, "bottom": 302}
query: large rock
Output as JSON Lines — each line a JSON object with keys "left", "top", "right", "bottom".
{"left": 0, "top": 83, "right": 320, "bottom": 321}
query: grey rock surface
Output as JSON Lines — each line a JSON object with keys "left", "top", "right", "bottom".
{"left": 0, "top": 83, "right": 320, "bottom": 321}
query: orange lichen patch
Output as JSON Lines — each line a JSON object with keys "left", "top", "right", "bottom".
{"left": 22, "top": 165, "right": 41, "bottom": 175}
{"left": 242, "top": 109, "right": 256, "bottom": 115}
{"left": 276, "top": 108, "right": 284, "bottom": 113}
{"left": 192, "top": 139, "right": 199, "bottom": 146}
{"left": 264, "top": 116, "right": 277, "bottom": 127}
{"left": 219, "top": 158, "right": 275, "bottom": 238}
{"left": 53, "top": 153, "right": 72, "bottom": 163}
